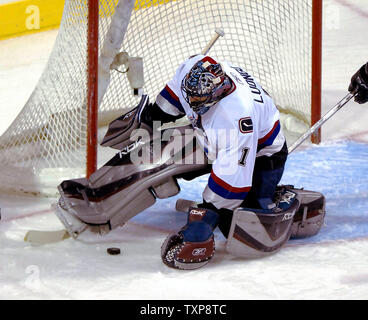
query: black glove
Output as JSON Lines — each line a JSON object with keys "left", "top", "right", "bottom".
{"left": 349, "top": 62, "right": 368, "bottom": 104}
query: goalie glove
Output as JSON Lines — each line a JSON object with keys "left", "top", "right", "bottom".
{"left": 161, "top": 207, "right": 218, "bottom": 270}
{"left": 349, "top": 62, "right": 368, "bottom": 104}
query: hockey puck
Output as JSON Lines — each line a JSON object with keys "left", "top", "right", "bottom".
{"left": 107, "top": 247, "right": 121, "bottom": 255}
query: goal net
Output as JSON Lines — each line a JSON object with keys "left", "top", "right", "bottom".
{"left": 0, "top": 0, "right": 322, "bottom": 196}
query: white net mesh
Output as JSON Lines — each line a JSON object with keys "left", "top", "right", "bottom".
{"left": 0, "top": 0, "right": 315, "bottom": 195}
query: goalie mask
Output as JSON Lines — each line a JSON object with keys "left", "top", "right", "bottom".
{"left": 181, "top": 59, "right": 233, "bottom": 115}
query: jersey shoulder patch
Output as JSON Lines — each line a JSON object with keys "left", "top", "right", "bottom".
{"left": 239, "top": 117, "right": 253, "bottom": 134}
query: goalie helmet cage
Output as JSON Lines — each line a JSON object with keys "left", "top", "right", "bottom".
{"left": 0, "top": 0, "right": 322, "bottom": 196}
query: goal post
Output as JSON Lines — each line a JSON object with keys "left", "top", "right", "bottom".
{"left": 311, "top": 0, "right": 323, "bottom": 144}
{"left": 0, "top": 0, "right": 323, "bottom": 196}
{"left": 87, "top": 0, "right": 99, "bottom": 178}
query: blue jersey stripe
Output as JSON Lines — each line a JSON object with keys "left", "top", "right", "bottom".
{"left": 257, "top": 121, "right": 281, "bottom": 151}
{"left": 208, "top": 175, "right": 249, "bottom": 200}
{"left": 159, "top": 86, "right": 185, "bottom": 113}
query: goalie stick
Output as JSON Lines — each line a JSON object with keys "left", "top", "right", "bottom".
{"left": 288, "top": 91, "right": 357, "bottom": 153}
{"left": 201, "top": 29, "right": 225, "bottom": 55}
{"left": 24, "top": 203, "right": 75, "bottom": 245}
{"left": 24, "top": 30, "right": 225, "bottom": 245}
{"left": 175, "top": 199, "right": 199, "bottom": 213}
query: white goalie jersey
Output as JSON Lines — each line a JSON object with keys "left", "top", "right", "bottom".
{"left": 155, "top": 55, "right": 286, "bottom": 210}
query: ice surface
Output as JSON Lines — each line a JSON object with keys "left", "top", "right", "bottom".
{"left": 1, "top": 0, "right": 368, "bottom": 300}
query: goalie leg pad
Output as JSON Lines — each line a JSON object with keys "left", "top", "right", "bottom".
{"left": 289, "top": 187, "right": 326, "bottom": 239}
{"left": 226, "top": 190, "right": 300, "bottom": 258}
{"left": 57, "top": 179, "right": 159, "bottom": 234}
{"left": 56, "top": 125, "right": 208, "bottom": 236}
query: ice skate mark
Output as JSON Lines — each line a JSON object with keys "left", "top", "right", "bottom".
{"left": 344, "top": 130, "right": 368, "bottom": 143}
{"left": 128, "top": 220, "right": 173, "bottom": 233}
{"left": 2, "top": 208, "right": 53, "bottom": 222}
{"left": 340, "top": 273, "right": 368, "bottom": 285}
{"left": 285, "top": 235, "right": 368, "bottom": 248}
{"left": 334, "top": 0, "right": 368, "bottom": 18}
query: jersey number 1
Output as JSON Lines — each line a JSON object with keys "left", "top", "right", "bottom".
{"left": 238, "top": 148, "right": 249, "bottom": 166}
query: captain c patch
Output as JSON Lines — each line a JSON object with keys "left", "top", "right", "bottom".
{"left": 239, "top": 117, "right": 253, "bottom": 134}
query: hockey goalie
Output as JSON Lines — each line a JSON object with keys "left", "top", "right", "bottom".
{"left": 55, "top": 56, "right": 368, "bottom": 270}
